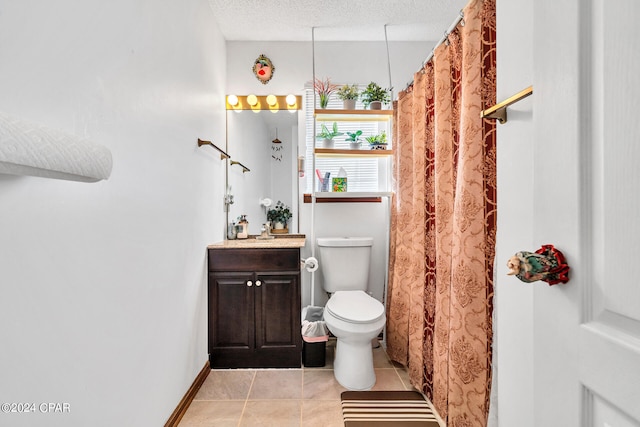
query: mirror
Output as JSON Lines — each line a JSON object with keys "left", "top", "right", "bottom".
{"left": 226, "top": 106, "right": 302, "bottom": 235}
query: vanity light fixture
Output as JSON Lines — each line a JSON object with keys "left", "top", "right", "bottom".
{"left": 247, "top": 94, "right": 258, "bottom": 106}
{"left": 266, "top": 94, "right": 278, "bottom": 106}
{"left": 227, "top": 95, "right": 239, "bottom": 106}
{"left": 225, "top": 95, "right": 302, "bottom": 111}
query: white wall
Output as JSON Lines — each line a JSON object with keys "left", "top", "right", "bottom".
{"left": 493, "top": 0, "right": 535, "bottom": 425}
{"left": 0, "top": 1, "right": 226, "bottom": 426}
{"left": 225, "top": 40, "right": 431, "bottom": 307}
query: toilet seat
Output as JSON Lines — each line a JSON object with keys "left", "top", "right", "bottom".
{"left": 325, "top": 291, "right": 385, "bottom": 324}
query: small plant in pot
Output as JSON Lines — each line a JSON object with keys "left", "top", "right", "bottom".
{"left": 336, "top": 84, "right": 360, "bottom": 110}
{"left": 266, "top": 201, "right": 292, "bottom": 232}
{"left": 366, "top": 130, "right": 388, "bottom": 150}
{"left": 345, "top": 130, "right": 363, "bottom": 149}
{"left": 315, "top": 122, "right": 343, "bottom": 148}
{"left": 361, "top": 81, "right": 390, "bottom": 110}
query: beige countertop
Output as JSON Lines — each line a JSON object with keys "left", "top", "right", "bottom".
{"left": 208, "top": 235, "right": 306, "bottom": 249}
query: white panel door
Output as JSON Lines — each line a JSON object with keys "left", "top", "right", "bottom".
{"left": 533, "top": 0, "right": 640, "bottom": 426}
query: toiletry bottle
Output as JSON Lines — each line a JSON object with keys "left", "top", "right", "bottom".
{"left": 237, "top": 215, "right": 249, "bottom": 239}
{"left": 227, "top": 221, "right": 237, "bottom": 240}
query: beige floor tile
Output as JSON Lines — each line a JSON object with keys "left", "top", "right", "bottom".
{"left": 395, "top": 365, "right": 415, "bottom": 390}
{"left": 194, "top": 369, "right": 255, "bottom": 400}
{"left": 239, "top": 400, "right": 301, "bottom": 427}
{"left": 248, "top": 369, "right": 303, "bottom": 399}
{"left": 177, "top": 400, "right": 244, "bottom": 427}
{"left": 370, "top": 368, "right": 408, "bottom": 391}
{"left": 179, "top": 343, "right": 436, "bottom": 426}
{"left": 372, "top": 344, "right": 394, "bottom": 368}
{"left": 302, "top": 369, "right": 347, "bottom": 400}
{"left": 301, "top": 400, "right": 344, "bottom": 427}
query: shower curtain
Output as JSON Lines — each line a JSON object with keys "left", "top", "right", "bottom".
{"left": 386, "top": 0, "right": 496, "bottom": 425}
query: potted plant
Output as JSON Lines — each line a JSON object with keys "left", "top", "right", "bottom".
{"left": 345, "top": 130, "right": 363, "bottom": 149}
{"left": 266, "top": 201, "right": 292, "bottom": 232}
{"left": 365, "top": 130, "right": 388, "bottom": 150}
{"left": 361, "top": 81, "right": 390, "bottom": 110}
{"left": 315, "top": 122, "right": 343, "bottom": 148}
{"left": 336, "top": 84, "right": 359, "bottom": 110}
{"left": 314, "top": 77, "right": 338, "bottom": 109}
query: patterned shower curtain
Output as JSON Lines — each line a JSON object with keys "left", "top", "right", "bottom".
{"left": 386, "top": 0, "right": 496, "bottom": 425}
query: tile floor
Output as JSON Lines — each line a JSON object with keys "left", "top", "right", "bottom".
{"left": 178, "top": 339, "right": 433, "bottom": 427}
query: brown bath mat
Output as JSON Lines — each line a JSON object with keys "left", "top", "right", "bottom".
{"left": 341, "top": 390, "right": 440, "bottom": 426}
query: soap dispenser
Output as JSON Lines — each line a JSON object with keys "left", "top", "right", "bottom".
{"left": 236, "top": 215, "right": 249, "bottom": 239}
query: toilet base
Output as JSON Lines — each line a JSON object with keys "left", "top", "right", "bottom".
{"left": 333, "top": 338, "right": 376, "bottom": 390}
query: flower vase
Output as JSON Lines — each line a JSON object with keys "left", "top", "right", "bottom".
{"left": 272, "top": 222, "right": 288, "bottom": 234}
{"left": 322, "top": 138, "right": 334, "bottom": 148}
{"left": 343, "top": 99, "right": 356, "bottom": 110}
{"left": 319, "top": 94, "right": 329, "bottom": 109}
{"left": 369, "top": 101, "right": 382, "bottom": 110}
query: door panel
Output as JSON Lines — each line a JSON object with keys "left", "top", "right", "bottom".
{"left": 593, "top": 395, "right": 640, "bottom": 427}
{"left": 580, "top": 0, "right": 640, "bottom": 424}
{"left": 209, "top": 272, "right": 254, "bottom": 349}
{"left": 255, "top": 274, "right": 300, "bottom": 348}
{"left": 533, "top": 0, "right": 640, "bottom": 425}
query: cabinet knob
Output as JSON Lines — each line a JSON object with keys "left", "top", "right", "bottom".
{"left": 247, "top": 280, "right": 253, "bottom": 287}
{"left": 255, "top": 280, "right": 262, "bottom": 287}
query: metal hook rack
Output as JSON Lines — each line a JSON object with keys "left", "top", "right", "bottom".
{"left": 230, "top": 160, "right": 250, "bottom": 173}
{"left": 197, "top": 138, "right": 230, "bottom": 160}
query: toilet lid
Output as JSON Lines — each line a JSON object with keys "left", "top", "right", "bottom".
{"left": 326, "top": 291, "right": 385, "bottom": 324}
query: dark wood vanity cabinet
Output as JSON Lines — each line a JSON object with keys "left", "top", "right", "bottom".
{"left": 207, "top": 247, "right": 302, "bottom": 368}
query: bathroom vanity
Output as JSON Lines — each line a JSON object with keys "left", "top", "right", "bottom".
{"left": 207, "top": 237, "right": 305, "bottom": 368}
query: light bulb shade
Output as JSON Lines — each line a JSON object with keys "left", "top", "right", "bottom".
{"left": 246, "top": 94, "right": 258, "bottom": 106}
{"left": 227, "top": 95, "right": 239, "bottom": 106}
{"left": 286, "top": 94, "right": 297, "bottom": 106}
{"left": 266, "top": 94, "right": 277, "bottom": 106}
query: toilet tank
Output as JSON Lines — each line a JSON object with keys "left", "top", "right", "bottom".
{"left": 317, "top": 237, "right": 373, "bottom": 293}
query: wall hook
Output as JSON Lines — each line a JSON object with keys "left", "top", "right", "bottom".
{"left": 507, "top": 244, "right": 570, "bottom": 285}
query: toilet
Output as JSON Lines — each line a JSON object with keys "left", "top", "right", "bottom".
{"left": 317, "top": 237, "right": 386, "bottom": 391}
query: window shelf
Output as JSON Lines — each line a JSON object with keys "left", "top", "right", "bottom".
{"left": 314, "top": 109, "right": 393, "bottom": 122}
{"left": 303, "top": 192, "right": 393, "bottom": 203}
{"left": 314, "top": 148, "right": 393, "bottom": 158}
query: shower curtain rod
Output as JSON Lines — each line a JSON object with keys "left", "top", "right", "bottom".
{"left": 422, "top": 10, "right": 465, "bottom": 66}
{"left": 405, "top": 10, "right": 465, "bottom": 89}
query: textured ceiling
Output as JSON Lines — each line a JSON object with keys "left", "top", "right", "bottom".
{"left": 207, "top": 0, "right": 469, "bottom": 42}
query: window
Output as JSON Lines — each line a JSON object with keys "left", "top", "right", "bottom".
{"left": 303, "top": 86, "right": 391, "bottom": 194}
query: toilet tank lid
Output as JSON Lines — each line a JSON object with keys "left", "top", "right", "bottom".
{"left": 317, "top": 237, "right": 373, "bottom": 247}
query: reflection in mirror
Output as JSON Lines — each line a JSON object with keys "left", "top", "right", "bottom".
{"left": 226, "top": 107, "right": 301, "bottom": 235}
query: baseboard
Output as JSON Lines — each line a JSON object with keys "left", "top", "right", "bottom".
{"left": 164, "top": 360, "right": 210, "bottom": 427}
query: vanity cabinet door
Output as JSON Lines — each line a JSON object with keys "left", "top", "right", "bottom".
{"left": 255, "top": 273, "right": 301, "bottom": 367}
{"left": 208, "top": 271, "right": 255, "bottom": 367}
